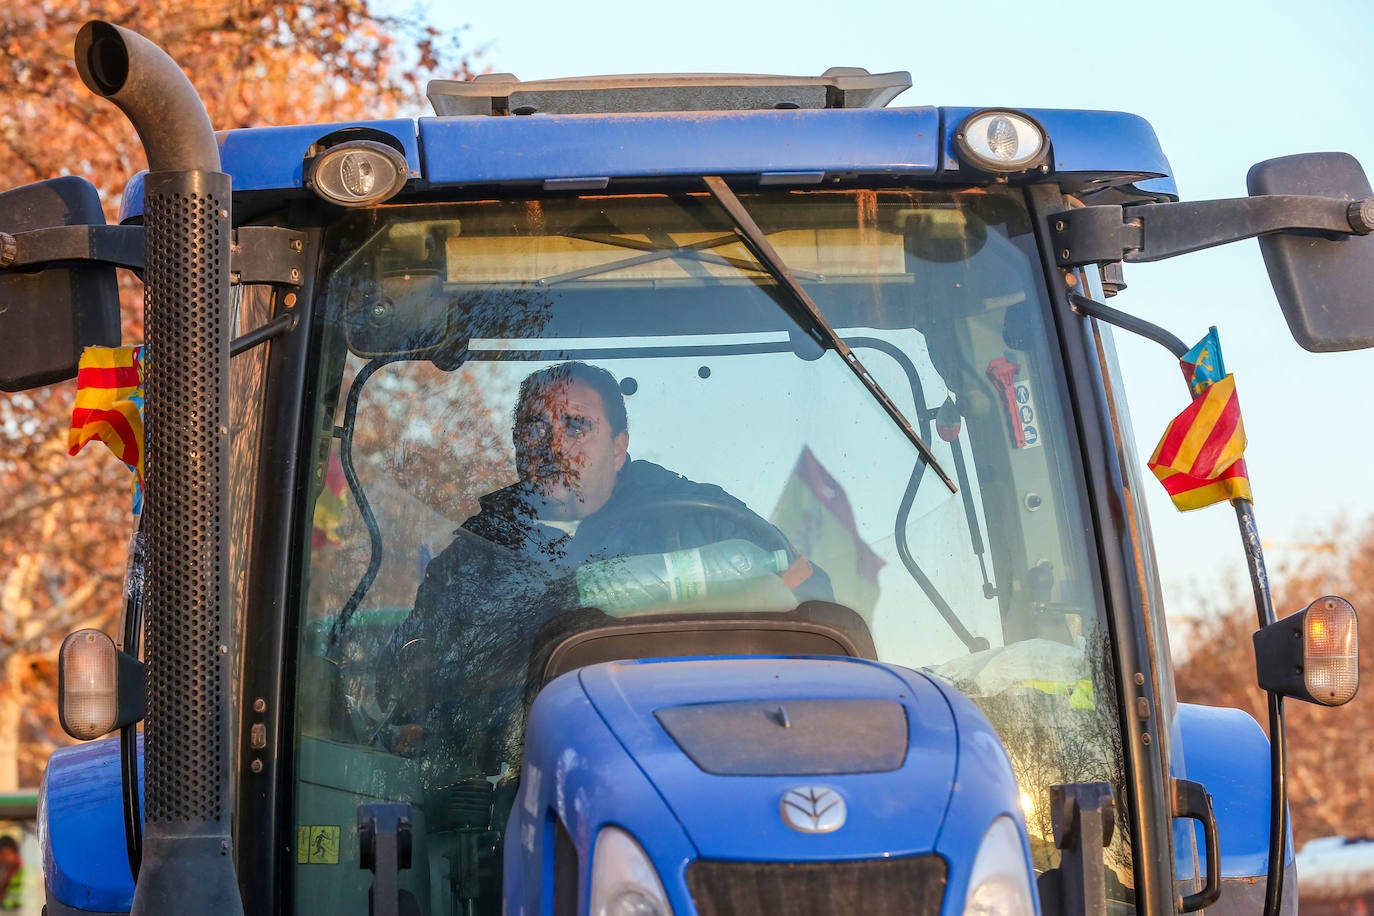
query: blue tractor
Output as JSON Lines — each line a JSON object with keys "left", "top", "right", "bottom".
{"left": 6, "top": 21, "right": 1368, "bottom": 916}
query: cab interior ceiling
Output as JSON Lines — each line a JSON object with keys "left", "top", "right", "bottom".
{"left": 378, "top": 166, "right": 1168, "bottom": 199}
{"left": 341, "top": 273, "right": 1035, "bottom": 367}
{"left": 341, "top": 226, "right": 1037, "bottom": 358}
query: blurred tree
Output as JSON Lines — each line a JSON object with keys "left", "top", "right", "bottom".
{"left": 1, "top": 0, "right": 480, "bottom": 203}
{"left": 0, "top": 0, "right": 481, "bottom": 787}
{"left": 1174, "top": 517, "right": 1374, "bottom": 847}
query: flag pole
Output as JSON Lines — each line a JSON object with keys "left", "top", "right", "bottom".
{"left": 1232, "top": 498, "right": 1288, "bottom": 916}
{"left": 1072, "top": 292, "right": 1287, "bottom": 914}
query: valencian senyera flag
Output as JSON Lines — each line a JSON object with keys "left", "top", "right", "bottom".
{"left": 1148, "top": 330, "right": 1251, "bottom": 511}
{"left": 68, "top": 345, "right": 146, "bottom": 514}
{"left": 1179, "top": 326, "right": 1226, "bottom": 396}
{"left": 771, "top": 446, "right": 885, "bottom": 617}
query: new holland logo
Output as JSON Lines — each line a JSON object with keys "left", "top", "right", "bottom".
{"left": 779, "top": 786, "right": 847, "bottom": 834}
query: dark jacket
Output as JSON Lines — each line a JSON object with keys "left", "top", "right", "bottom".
{"left": 381, "top": 458, "right": 830, "bottom": 774}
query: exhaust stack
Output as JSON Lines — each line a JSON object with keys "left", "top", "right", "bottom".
{"left": 75, "top": 22, "right": 242, "bottom": 916}
{"left": 75, "top": 22, "right": 220, "bottom": 173}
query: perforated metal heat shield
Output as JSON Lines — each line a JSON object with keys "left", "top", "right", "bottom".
{"left": 133, "top": 169, "right": 242, "bottom": 913}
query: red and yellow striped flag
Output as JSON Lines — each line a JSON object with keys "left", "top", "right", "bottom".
{"left": 1147, "top": 373, "right": 1251, "bottom": 511}
{"left": 68, "top": 345, "right": 146, "bottom": 512}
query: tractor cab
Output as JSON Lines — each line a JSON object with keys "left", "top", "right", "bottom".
{"left": 290, "top": 183, "right": 1132, "bottom": 913}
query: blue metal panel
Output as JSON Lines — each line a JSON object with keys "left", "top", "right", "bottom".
{"left": 40, "top": 735, "right": 138, "bottom": 913}
{"left": 579, "top": 656, "right": 954, "bottom": 860}
{"left": 117, "top": 171, "right": 146, "bottom": 225}
{"left": 218, "top": 119, "right": 419, "bottom": 193}
{"left": 125, "top": 106, "right": 1176, "bottom": 212}
{"left": 930, "top": 681, "right": 1039, "bottom": 915}
{"left": 508, "top": 667, "right": 699, "bottom": 916}
{"left": 121, "top": 120, "right": 421, "bottom": 218}
{"left": 1169, "top": 704, "right": 1203, "bottom": 885}
{"left": 1177, "top": 702, "right": 1292, "bottom": 878}
{"left": 514, "top": 655, "right": 1031, "bottom": 916}
{"left": 941, "top": 106, "right": 1178, "bottom": 200}
{"left": 418, "top": 107, "right": 942, "bottom": 185}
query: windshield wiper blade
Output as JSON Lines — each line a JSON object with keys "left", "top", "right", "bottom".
{"left": 703, "top": 175, "right": 956, "bottom": 493}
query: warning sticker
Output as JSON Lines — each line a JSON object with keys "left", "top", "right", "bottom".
{"left": 1014, "top": 378, "right": 1042, "bottom": 449}
{"left": 987, "top": 357, "right": 1042, "bottom": 450}
{"left": 297, "top": 825, "right": 340, "bottom": 864}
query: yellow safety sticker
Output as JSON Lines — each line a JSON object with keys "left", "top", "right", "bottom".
{"left": 297, "top": 825, "right": 341, "bottom": 864}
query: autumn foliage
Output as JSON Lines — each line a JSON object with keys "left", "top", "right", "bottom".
{"left": 1, "top": 0, "right": 478, "bottom": 203}
{"left": 1, "top": 1, "right": 1369, "bottom": 880}
{"left": 1174, "top": 518, "right": 1374, "bottom": 848}
{"left": 0, "top": 0, "right": 478, "bottom": 787}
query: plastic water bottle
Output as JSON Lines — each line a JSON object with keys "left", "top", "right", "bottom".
{"left": 576, "top": 539, "right": 789, "bottom": 615}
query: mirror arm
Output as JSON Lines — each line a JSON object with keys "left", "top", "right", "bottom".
{"left": 1050, "top": 194, "right": 1374, "bottom": 267}
{"left": 0, "top": 224, "right": 144, "bottom": 271}
{"left": 0, "top": 224, "right": 307, "bottom": 287}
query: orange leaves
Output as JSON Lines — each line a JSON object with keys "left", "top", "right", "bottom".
{"left": 0, "top": 0, "right": 487, "bottom": 785}
{"left": 1174, "top": 517, "right": 1374, "bottom": 848}
{"left": 0, "top": 0, "right": 480, "bottom": 206}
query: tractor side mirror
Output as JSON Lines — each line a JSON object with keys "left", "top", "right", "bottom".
{"left": 1248, "top": 153, "right": 1374, "bottom": 352}
{"left": 0, "top": 176, "right": 121, "bottom": 391}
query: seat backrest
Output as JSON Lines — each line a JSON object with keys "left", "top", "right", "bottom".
{"left": 528, "top": 601, "right": 878, "bottom": 691}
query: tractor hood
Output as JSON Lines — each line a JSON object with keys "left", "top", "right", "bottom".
{"left": 577, "top": 656, "right": 959, "bottom": 860}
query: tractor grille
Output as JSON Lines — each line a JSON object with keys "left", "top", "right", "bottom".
{"left": 685, "top": 855, "right": 947, "bottom": 915}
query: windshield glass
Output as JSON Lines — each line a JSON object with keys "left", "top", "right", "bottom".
{"left": 292, "top": 187, "right": 1134, "bottom": 913}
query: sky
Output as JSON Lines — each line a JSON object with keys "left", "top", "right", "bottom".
{"left": 403, "top": 0, "right": 1374, "bottom": 621}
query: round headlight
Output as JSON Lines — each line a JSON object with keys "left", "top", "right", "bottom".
{"left": 308, "top": 140, "right": 410, "bottom": 207}
{"left": 955, "top": 110, "right": 1049, "bottom": 175}
{"left": 589, "top": 826, "right": 672, "bottom": 916}
{"left": 962, "top": 815, "right": 1036, "bottom": 916}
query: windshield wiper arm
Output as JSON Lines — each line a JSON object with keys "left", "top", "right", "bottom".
{"left": 703, "top": 175, "right": 956, "bottom": 493}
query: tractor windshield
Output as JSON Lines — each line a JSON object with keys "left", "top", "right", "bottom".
{"left": 292, "top": 187, "right": 1135, "bottom": 912}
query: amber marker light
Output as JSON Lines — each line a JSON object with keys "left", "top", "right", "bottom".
{"left": 1254, "top": 596, "right": 1360, "bottom": 706}
{"left": 57, "top": 627, "right": 146, "bottom": 740}
{"left": 1303, "top": 597, "right": 1358, "bottom": 705}
{"left": 58, "top": 629, "right": 119, "bottom": 740}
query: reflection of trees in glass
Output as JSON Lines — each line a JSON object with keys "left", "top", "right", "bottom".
{"left": 228, "top": 287, "right": 272, "bottom": 760}
{"left": 941, "top": 628, "right": 1132, "bottom": 898}
{"left": 350, "top": 286, "right": 558, "bottom": 517}
{"left": 309, "top": 364, "right": 506, "bottom": 622}
{"left": 309, "top": 285, "right": 558, "bottom": 621}
{"left": 369, "top": 364, "right": 514, "bottom": 522}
